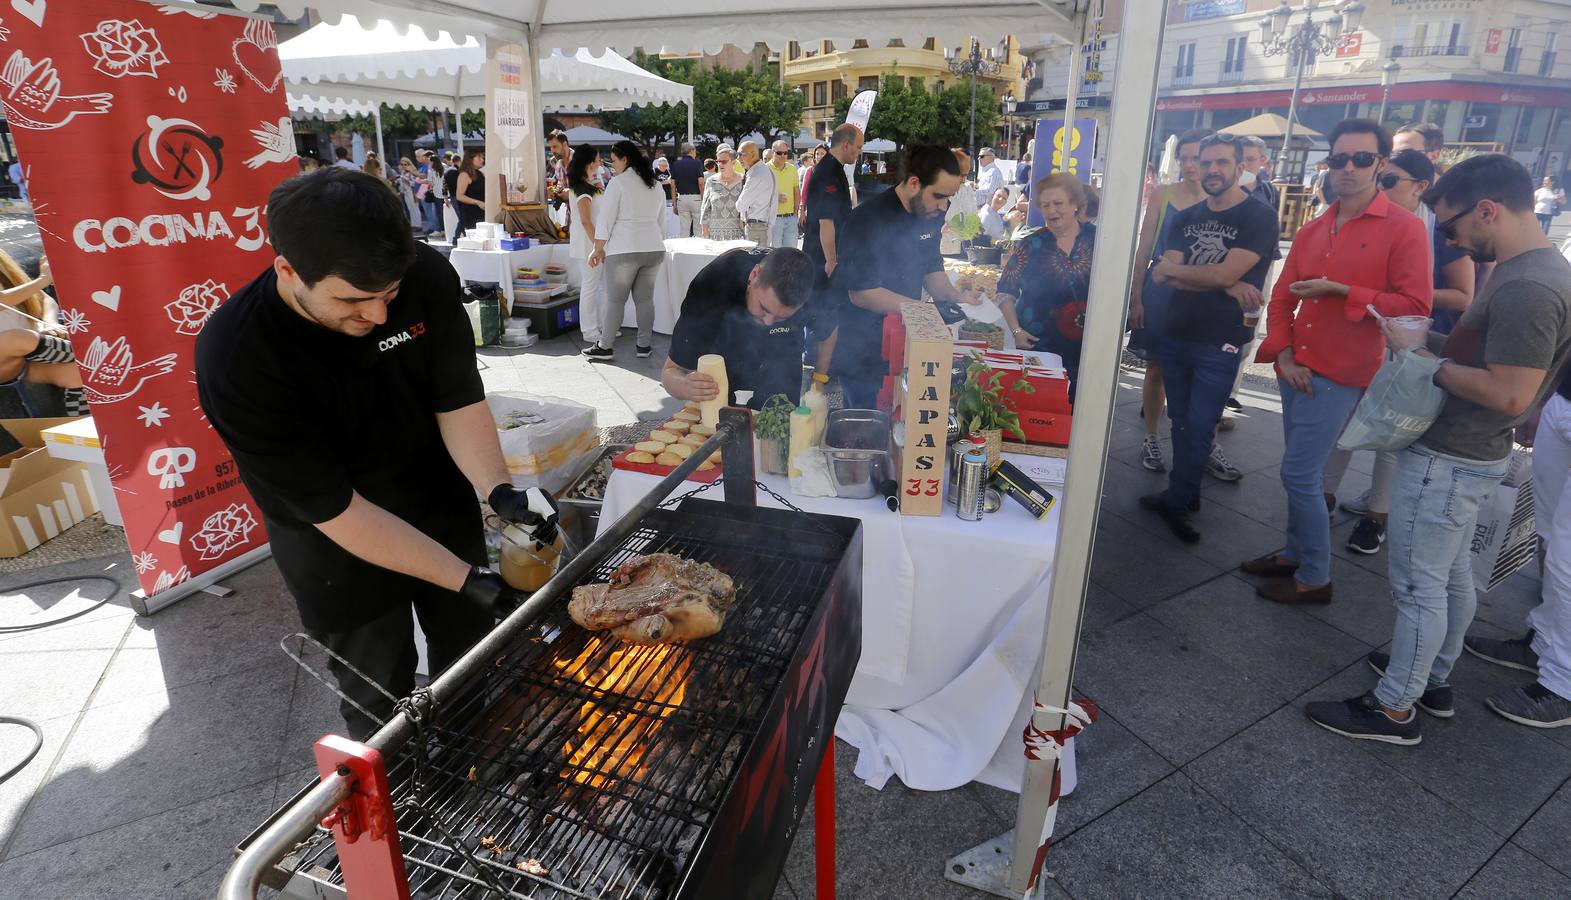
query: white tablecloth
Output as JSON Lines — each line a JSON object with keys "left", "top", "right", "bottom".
{"left": 625, "top": 237, "right": 756, "bottom": 335}
{"left": 448, "top": 245, "right": 581, "bottom": 310}
{"left": 598, "top": 447, "right": 1073, "bottom": 795}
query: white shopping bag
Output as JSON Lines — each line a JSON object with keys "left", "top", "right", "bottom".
{"left": 1472, "top": 448, "right": 1537, "bottom": 592}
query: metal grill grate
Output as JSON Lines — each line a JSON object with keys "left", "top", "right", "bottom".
{"left": 281, "top": 503, "right": 848, "bottom": 900}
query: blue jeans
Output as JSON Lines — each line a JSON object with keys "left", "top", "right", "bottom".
{"left": 1157, "top": 339, "right": 1243, "bottom": 511}
{"left": 421, "top": 197, "right": 441, "bottom": 234}
{"left": 1278, "top": 376, "right": 1363, "bottom": 585}
{"left": 1375, "top": 444, "right": 1511, "bottom": 711}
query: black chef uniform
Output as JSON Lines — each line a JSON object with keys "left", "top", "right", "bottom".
{"left": 196, "top": 243, "right": 494, "bottom": 737}
{"left": 802, "top": 153, "right": 852, "bottom": 280}
{"left": 829, "top": 186, "right": 944, "bottom": 409}
{"left": 669, "top": 248, "right": 831, "bottom": 408}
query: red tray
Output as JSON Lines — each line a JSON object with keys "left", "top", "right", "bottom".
{"left": 610, "top": 446, "right": 723, "bottom": 483}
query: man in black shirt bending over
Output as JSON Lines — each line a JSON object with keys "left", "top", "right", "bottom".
{"left": 197, "top": 169, "right": 549, "bottom": 738}
{"left": 661, "top": 247, "right": 824, "bottom": 408}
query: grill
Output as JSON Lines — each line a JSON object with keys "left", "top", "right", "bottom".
{"left": 224, "top": 415, "right": 862, "bottom": 900}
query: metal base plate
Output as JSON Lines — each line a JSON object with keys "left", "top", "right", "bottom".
{"left": 944, "top": 828, "right": 1044, "bottom": 899}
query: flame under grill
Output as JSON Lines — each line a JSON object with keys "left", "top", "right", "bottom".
{"left": 272, "top": 501, "right": 862, "bottom": 900}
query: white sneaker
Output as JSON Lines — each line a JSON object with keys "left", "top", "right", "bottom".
{"left": 1339, "top": 490, "right": 1373, "bottom": 517}
{"left": 1141, "top": 434, "right": 1166, "bottom": 472}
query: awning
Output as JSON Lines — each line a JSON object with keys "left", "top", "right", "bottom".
{"left": 194, "top": 0, "right": 1076, "bottom": 54}
{"left": 1155, "top": 79, "right": 1571, "bottom": 114}
{"left": 281, "top": 14, "right": 694, "bottom": 116}
{"left": 1218, "top": 112, "right": 1323, "bottom": 141}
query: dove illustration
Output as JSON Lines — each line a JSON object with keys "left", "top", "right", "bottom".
{"left": 80, "top": 336, "right": 179, "bottom": 405}
{"left": 244, "top": 117, "right": 297, "bottom": 169}
{"left": 0, "top": 51, "right": 113, "bottom": 131}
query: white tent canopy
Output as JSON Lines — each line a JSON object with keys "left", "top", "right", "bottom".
{"left": 281, "top": 15, "right": 695, "bottom": 116}
{"left": 200, "top": 0, "right": 1077, "bottom": 54}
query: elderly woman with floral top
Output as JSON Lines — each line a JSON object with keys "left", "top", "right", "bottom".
{"left": 995, "top": 172, "right": 1096, "bottom": 401}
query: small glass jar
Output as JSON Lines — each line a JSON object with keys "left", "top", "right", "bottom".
{"left": 499, "top": 523, "right": 563, "bottom": 593}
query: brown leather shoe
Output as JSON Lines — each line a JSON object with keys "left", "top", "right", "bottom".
{"left": 1239, "top": 552, "right": 1299, "bottom": 578}
{"left": 1256, "top": 577, "right": 1333, "bottom": 605}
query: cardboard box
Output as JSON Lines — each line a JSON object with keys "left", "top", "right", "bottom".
{"left": 0, "top": 417, "right": 104, "bottom": 557}
{"left": 896, "top": 302, "right": 953, "bottom": 516}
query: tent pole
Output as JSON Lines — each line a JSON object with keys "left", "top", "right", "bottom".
{"left": 374, "top": 104, "right": 388, "bottom": 171}
{"left": 688, "top": 100, "right": 695, "bottom": 147}
{"left": 1058, "top": 15, "right": 1084, "bottom": 172}
{"left": 943, "top": 2, "right": 1169, "bottom": 894}
{"left": 455, "top": 96, "right": 465, "bottom": 151}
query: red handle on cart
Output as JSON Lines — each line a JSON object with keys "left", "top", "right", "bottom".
{"left": 314, "top": 735, "right": 412, "bottom": 900}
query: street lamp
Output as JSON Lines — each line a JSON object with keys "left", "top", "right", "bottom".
{"left": 1003, "top": 92, "right": 1018, "bottom": 158}
{"left": 1258, "top": 0, "right": 1364, "bottom": 177}
{"left": 949, "top": 38, "right": 1001, "bottom": 163}
{"left": 1378, "top": 60, "right": 1401, "bottom": 123}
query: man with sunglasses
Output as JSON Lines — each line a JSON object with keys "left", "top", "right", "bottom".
{"left": 1307, "top": 154, "right": 1571, "bottom": 743}
{"left": 1138, "top": 133, "right": 1280, "bottom": 542}
{"left": 1242, "top": 119, "right": 1431, "bottom": 606}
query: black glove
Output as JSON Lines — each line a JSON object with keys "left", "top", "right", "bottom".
{"left": 459, "top": 566, "right": 522, "bottom": 619}
{"left": 489, "top": 484, "right": 560, "bottom": 544}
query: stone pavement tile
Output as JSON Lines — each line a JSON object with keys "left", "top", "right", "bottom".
{"left": 969, "top": 709, "right": 1176, "bottom": 843}
{"left": 1293, "top": 556, "right": 1403, "bottom": 648}
{"left": 1144, "top": 574, "right": 1372, "bottom": 703}
{"left": 0, "top": 613, "right": 128, "bottom": 721}
{"left": 1310, "top": 661, "right": 1571, "bottom": 838}
{"left": 1047, "top": 773, "right": 1332, "bottom": 899}
{"left": 1200, "top": 467, "right": 1290, "bottom": 531}
{"left": 267, "top": 765, "right": 318, "bottom": 816}
{"left": 91, "top": 561, "right": 302, "bottom": 708}
{"left": 0, "top": 711, "right": 73, "bottom": 855}
{"left": 1185, "top": 672, "right": 1503, "bottom": 900}
{"left": 1178, "top": 493, "right": 1289, "bottom": 573}
{"left": 1513, "top": 780, "right": 1571, "bottom": 877}
{"left": 784, "top": 740, "right": 1005, "bottom": 900}
{"left": 1455, "top": 842, "right": 1571, "bottom": 899}
{"left": 0, "top": 555, "right": 134, "bottom": 639}
{"left": 0, "top": 778, "right": 274, "bottom": 900}
{"left": 271, "top": 662, "right": 348, "bottom": 778}
{"left": 3, "top": 657, "right": 294, "bottom": 859}
{"left": 1092, "top": 457, "right": 1168, "bottom": 518}
{"left": 1088, "top": 511, "right": 1223, "bottom": 610}
{"left": 772, "top": 875, "right": 798, "bottom": 900}
{"left": 1071, "top": 612, "right": 1285, "bottom": 766}
{"left": 1079, "top": 582, "right": 1137, "bottom": 636}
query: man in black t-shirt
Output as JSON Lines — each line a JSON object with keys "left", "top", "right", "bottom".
{"left": 661, "top": 248, "right": 823, "bottom": 408}
{"left": 803, "top": 124, "right": 861, "bottom": 282}
{"left": 196, "top": 169, "right": 551, "bottom": 738}
{"left": 671, "top": 143, "right": 705, "bottom": 237}
{"left": 1139, "top": 133, "right": 1279, "bottom": 542}
{"left": 830, "top": 145, "right": 981, "bottom": 409}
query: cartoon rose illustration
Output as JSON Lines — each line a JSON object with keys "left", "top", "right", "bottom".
{"left": 190, "top": 503, "right": 258, "bottom": 561}
{"left": 79, "top": 19, "right": 169, "bottom": 79}
{"left": 165, "top": 279, "right": 230, "bottom": 336}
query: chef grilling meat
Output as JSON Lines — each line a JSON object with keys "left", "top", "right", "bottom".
{"left": 196, "top": 168, "right": 554, "bottom": 739}
{"left": 661, "top": 247, "right": 830, "bottom": 408}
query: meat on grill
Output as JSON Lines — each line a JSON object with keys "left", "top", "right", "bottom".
{"left": 568, "top": 553, "right": 736, "bottom": 643}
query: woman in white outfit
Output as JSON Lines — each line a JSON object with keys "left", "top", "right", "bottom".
{"left": 566, "top": 144, "right": 606, "bottom": 349}
{"left": 585, "top": 141, "right": 667, "bottom": 360}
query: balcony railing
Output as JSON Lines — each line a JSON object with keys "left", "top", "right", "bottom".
{"left": 1219, "top": 68, "right": 1244, "bottom": 83}
{"left": 1170, "top": 73, "right": 1194, "bottom": 87}
{"left": 1388, "top": 44, "right": 1470, "bottom": 59}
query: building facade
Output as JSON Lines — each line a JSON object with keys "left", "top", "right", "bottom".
{"left": 782, "top": 37, "right": 1030, "bottom": 141}
{"left": 1024, "top": 0, "right": 1571, "bottom": 180}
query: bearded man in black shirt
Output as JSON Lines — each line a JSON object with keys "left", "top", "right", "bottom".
{"left": 197, "top": 169, "right": 549, "bottom": 738}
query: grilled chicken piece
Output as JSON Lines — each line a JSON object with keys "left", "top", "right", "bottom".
{"left": 568, "top": 554, "right": 735, "bottom": 643}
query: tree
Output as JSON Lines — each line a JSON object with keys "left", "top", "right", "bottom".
{"left": 830, "top": 70, "right": 937, "bottom": 153}
{"left": 692, "top": 64, "right": 804, "bottom": 145}
{"left": 935, "top": 81, "right": 999, "bottom": 154}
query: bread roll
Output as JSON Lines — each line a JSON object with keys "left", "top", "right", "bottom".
{"left": 665, "top": 444, "right": 693, "bottom": 459}
{"left": 655, "top": 451, "right": 683, "bottom": 467}
{"left": 679, "top": 433, "right": 706, "bottom": 448}
{"left": 663, "top": 420, "right": 691, "bottom": 434}
{"left": 626, "top": 450, "right": 656, "bottom": 464}
{"left": 649, "top": 430, "right": 678, "bottom": 444}
{"left": 674, "top": 409, "right": 701, "bottom": 422}
{"left": 690, "top": 423, "right": 716, "bottom": 437}
{"left": 635, "top": 440, "right": 666, "bottom": 454}
{"left": 698, "top": 458, "right": 716, "bottom": 471}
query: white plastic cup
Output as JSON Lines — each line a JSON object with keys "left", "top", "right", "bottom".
{"left": 1389, "top": 315, "right": 1432, "bottom": 337}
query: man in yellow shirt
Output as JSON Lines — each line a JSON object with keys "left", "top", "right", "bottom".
{"left": 769, "top": 139, "right": 800, "bottom": 249}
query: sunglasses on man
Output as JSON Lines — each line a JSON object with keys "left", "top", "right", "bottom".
{"left": 1326, "top": 151, "right": 1381, "bottom": 170}
{"left": 1436, "top": 202, "right": 1478, "bottom": 241}
{"left": 1377, "top": 173, "right": 1422, "bottom": 190}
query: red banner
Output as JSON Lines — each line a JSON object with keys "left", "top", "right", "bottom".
{"left": 8, "top": 0, "right": 293, "bottom": 598}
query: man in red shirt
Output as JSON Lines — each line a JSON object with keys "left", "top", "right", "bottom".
{"left": 1240, "top": 119, "right": 1431, "bottom": 605}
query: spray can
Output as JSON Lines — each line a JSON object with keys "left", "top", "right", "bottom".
{"left": 956, "top": 448, "right": 988, "bottom": 522}
{"left": 947, "top": 438, "right": 978, "bottom": 504}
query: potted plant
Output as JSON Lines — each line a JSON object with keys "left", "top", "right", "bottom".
{"left": 753, "top": 393, "right": 795, "bottom": 475}
{"left": 952, "top": 355, "right": 1032, "bottom": 465}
